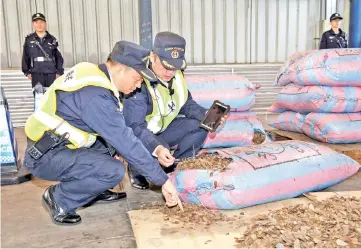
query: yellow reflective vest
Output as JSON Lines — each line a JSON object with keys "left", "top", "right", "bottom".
{"left": 25, "top": 62, "right": 122, "bottom": 149}
{"left": 144, "top": 71, "right": 188, "bottom": 134}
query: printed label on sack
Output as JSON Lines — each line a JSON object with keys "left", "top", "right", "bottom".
{"left": 335, "top": 49, "right": 361, "bottom": 56}
{"left": 348, "top": 113, "right": 361, "bottom": 122}
{"left": 220, "top": 141, "right": 321, "bottom": 170}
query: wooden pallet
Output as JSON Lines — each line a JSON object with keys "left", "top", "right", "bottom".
{"left": 268, "top": 129, "right": 361, "bottom": 163}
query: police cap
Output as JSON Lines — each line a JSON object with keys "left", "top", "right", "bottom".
{"left": 330, "top": 13, "right": 343, "bottom": 21}
{"left": 153, "top": 32, "right": 187, "bottom": 71}
{"left": 32, "top": 13, "right": 46, "bottom": 22}
{"left": 109, "top": 41, "right": 156, "bottom": 82}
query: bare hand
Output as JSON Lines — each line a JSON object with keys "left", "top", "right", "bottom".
{"left": 156, "top": 146, "right": 175, "bottom": 167}
{"left": 219, "top": 115, "right": 227, "bottom": 126}
{"left": 162, "top": 179, "right": 182, "bottom": 208}
{"left": 56, "top": 74, "right": 60, "bottom": 78}
{"left": 210, "top": 115, "right": 228, "bottom": 133}
{"left": 27, "top": 74, "right": 32, "bottom": 80}
{"left": 114, "top": 153, "right": 121, "bottom": 160}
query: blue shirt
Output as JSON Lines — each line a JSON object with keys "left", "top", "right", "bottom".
{"left": 123, "top": 78, "right": 207, "bottom": 153}
{"left": 54, "top": 64, "right": 168, "bottom": 186}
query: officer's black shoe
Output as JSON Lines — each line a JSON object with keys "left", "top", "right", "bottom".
{"left": 42, "top": 186, "right": 82, "bottom": 226}
{"left": 82, "top": 190, "right": 127, "bottom": 207}
{"left": 128, "top": 168, "right": 149, "bottom": 190}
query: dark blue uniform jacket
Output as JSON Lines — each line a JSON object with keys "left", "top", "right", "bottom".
{"left": 319, "top": 29, "right": 347, "bottom": 49}
{"left": 22, "top": 31, "right": 64, "bottom": 75}
{"left": 54, "top": 64, "right": 168, "bottom": 186}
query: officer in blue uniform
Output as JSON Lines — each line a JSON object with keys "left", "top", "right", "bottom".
{"left": 23, "top": 41, "right": 180, "bottom": 226}
{"left": 320, "top": 13, "right": 348, "bottom": 49}
{"left": 123, "top": 32, "right": 210, "bottom": 189}
{"left": 22, "top": 13, "right": 64, "bottom": 88}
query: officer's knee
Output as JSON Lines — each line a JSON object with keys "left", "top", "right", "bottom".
{"left": 182, "top": 119, "right": 208, "bottom": 144}
{"left": 188, "top": 119, "right": 208, "bottom": 138}
{"left": 98, "top": 159, "right": 125, "bottom": 185}
{"left": 186, "top": 118, "right": 201, "bottom": 130}
{"left": 197, "top": 128, "right": 209, "bottom": 144}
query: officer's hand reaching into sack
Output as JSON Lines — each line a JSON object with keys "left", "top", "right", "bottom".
{"left": 162, "top": 179, "right": 183, "bottom": 210}
{"left": 154, "top": 115, "right": 228, "bottom": 167}
{"left": 155, "top": 145, "right": 175, "bottom": 167}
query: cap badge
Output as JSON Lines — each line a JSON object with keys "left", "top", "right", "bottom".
{"left": 36, "top": 14, "right": 40, "bottom": 17}
{"left": 171, "top": 49, "right": 179, "bottom": 59}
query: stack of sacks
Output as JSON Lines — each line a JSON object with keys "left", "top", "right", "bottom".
{"left": 185, "top": 75, "right": 268, "bottom": 148}
{"left": 269, "top": 48, "right": 361, "bottom": 144}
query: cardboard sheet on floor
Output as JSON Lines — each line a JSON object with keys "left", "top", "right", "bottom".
{"left": 128, "top": 191, "right": 361, "bottom": 248}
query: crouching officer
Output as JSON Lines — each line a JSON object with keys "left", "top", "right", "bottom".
{"left": 320, "top": 13, "right": 348, "bottom": 49}
{"left": 123, "top": 32, "right": 210, "bottom": 189}
{"left": 23, "top": 41, "right": 180, "bottom": 225}
{"left": 22, "top": 13, "right": 64, "bottom": 90}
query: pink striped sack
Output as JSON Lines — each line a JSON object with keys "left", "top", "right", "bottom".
{"left": 275, "top": 49, "right": 361, "bottom": 87}
{"left": 202, "top": 112, "right": 267, "bottom": 149}
{"left": 170, "top": 141, "right": 360, "bottom": 209}
{"left": 269, "top": 84, "right": 361, "bottom": 113}
{"left": 186, "top": 75, "right": 255, "bottom": 111}
{"left": 268, "top": 111, "right": 306, "bottom": 133}
{"left": 303, "top": 113, "right": 361, "bottom": 144}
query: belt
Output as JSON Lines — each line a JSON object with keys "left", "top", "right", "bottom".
{"left": 34, "top": 57, "right": 53, "bottom": 62}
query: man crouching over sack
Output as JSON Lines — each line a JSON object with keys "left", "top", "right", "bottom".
{"left": 23, "top": 41, "right": 181, "bottom": 226}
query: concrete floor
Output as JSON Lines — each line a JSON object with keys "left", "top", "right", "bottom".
{"left": 1, "top": 128, "right": 360, "bottom": 248}
{"left": 1, "top": 129, "right": 165, "bottom": 248}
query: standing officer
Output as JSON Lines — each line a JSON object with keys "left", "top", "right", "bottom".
{"left": 22, "top": 13, "right": 64, "bottom": 89}
{"left": 320, "top": 13, "right": 348, "bottom": 49}
{"left": 123, "top": 32, "right": 225, "bottom": 189}
{"left": 23, "top": 41, "right": 180, "bottom": 226}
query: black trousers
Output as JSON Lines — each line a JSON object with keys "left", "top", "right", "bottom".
{"left": 31, "top": 73, "right": 56, "bottom": 88}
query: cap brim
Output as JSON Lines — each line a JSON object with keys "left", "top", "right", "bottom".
{"left": 331, "top": 17, "right": 343, "bottom": 20}
{"left": 159, "top": 57, "right": 187, "bottom": 71}
{"left": 135, "top": 68, "right": 157, "bottom": 82}
{"left": 33, "top": 17, "right": 46, "bottom": 22}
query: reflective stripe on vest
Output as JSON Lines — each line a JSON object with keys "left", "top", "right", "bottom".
{"left": 33, "top": 111, "right": 97, "bottom": 148}
{"left": 145, "top": 71, "right": 188, "bottom": 134}
{"left": 25, "top": 62, "right": 122, "bottom": 149}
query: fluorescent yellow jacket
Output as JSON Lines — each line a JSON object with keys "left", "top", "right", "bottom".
{"left": 144, "top": 71, "right": 188, "bottom": 134}
{"left": 25, "top": 62, "right": 122, "bottom": 149}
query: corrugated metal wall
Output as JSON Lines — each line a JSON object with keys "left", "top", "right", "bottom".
{"left": 1, "top": 0, "right": 347, "bottom": 67}
{"left": 1, "top": 64, "right": 281, "bottom": 127}
{"left": 1, "top": 0, "right": 139, "bottom": 68}
{"left": 151, "top": 0, "right": 321, "bottom": 64}
{"left": 0, "top": 0, "right": 346, "bottom": 127}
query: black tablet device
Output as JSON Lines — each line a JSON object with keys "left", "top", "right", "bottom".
{"left": 199, "top": 100, "right": 230, "bottom": 132}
